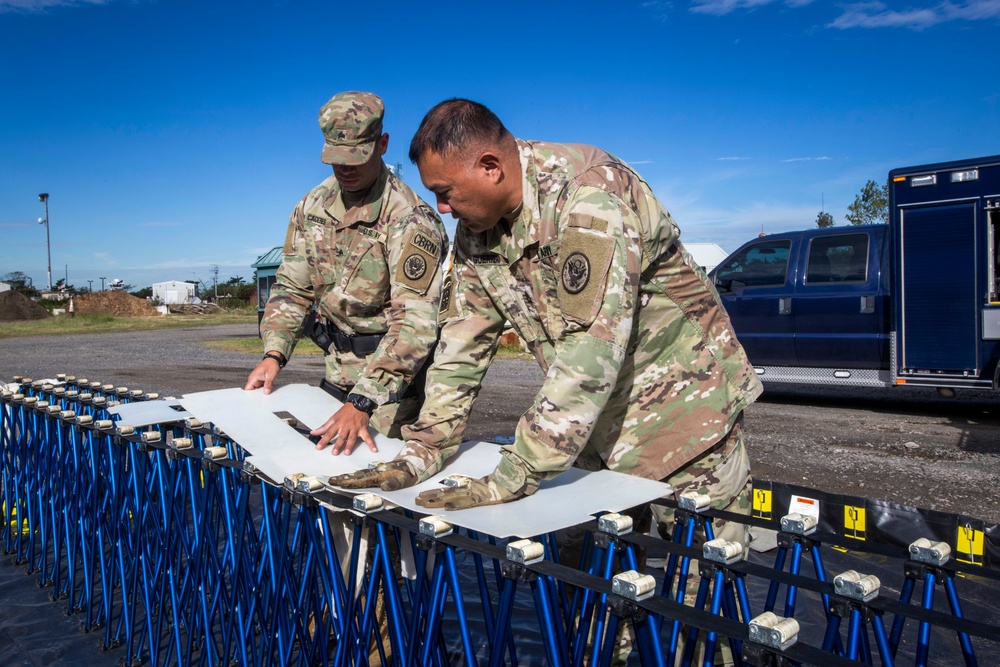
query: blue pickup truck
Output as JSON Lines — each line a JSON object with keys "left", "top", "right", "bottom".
{"left": 710, "top": 154, "right": 1000, "bottom": 394}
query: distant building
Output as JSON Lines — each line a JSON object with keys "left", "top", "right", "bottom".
{"left": 0, "top": 281, "right": 11, "bottom": 293}
{"left": 152, "top": 280, "right": 197, "bottom": 305}
{"left": 252, "top": 247, "right": 283, "bottom": 324}
{"left": 685, "top": 242, "right": 729, "bottom": 273}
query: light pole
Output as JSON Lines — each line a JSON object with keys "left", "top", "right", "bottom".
{"left": 87, "top": 279, "right": 93, "bottom": 292}
{"left": 37, "top": 193, "right": 52, "bottom": 291}
{"left": 100, "top": 276, "right": 106, "bottom": 291}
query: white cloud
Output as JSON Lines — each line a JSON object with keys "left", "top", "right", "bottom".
{"left": 830, "top": 1, "right": 1000, "bottom": 30}
{"left": 690, "top": 0, "right": 813, "bottom": 16}
{"left": 91, "top": 252, "right": 119, "bottom": 266}
{"left": 780, "top": 156, "right": 833, "bottom": 162}
{"left": 717, "top": 156, "right": 752, "bottom": 161}
{"left": 0, "top": 0, "right": 109, "bottom": 12}
{"left": 641, "top": 1, "right": 676, "bottom": 22}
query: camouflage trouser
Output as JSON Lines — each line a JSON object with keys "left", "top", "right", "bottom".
{"left": 559, "top": 418, "right": 751, "bottom": 666}
{"left": 371, "top": 394, "right": 422, "bottom": 439}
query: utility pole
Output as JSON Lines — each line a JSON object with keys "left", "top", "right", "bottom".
{"left": 38, "top": 193, "right": 52, "bottom": 291}
{"left": 100, "top": 276, "right": 106, "bottom": 291}
{"left": 212, "top": 264, "right": 219, "bottom": 301}
{"left": 87, "top": 279, "right": 93, "bottom": 292}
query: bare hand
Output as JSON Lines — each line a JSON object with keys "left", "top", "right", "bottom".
{"left": 244, "top": 356, "right": 282, "bottom": 394}
{"left": 312, "top": 404, "right": 377, "bottom": 455}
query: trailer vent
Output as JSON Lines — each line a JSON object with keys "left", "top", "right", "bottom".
{"left": 833, "top": 370, "right": 851, "bottom": 379}
{"left": 910, "top": 175, "right": 937, "bottom": 187}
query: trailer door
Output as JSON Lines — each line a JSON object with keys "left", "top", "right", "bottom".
{"left": 898, "top": 202, "right": 979, "bottom": 375}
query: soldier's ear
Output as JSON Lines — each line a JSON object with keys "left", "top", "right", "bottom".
{"left": 377, "top": 133, "right": 389, "bottom": 156}
{"left": 477, "top": 151, "right": 503, "bottom": 184}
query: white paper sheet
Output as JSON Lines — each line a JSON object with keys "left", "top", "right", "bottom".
{"left": 180, "top": 384, "right": 672, "bottom": 539}
{"left": 108, "top": 399, "right": 190, "bottom": 426}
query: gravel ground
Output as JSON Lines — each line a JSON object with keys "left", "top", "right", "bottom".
{"left": 3, "top": 321, "right": 999, "bottom": 525}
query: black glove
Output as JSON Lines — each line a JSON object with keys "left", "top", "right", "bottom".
{"left": 328, "top": 460, "right": 418, "bottom": 492}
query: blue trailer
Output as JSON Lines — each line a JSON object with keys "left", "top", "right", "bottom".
{"left": 710, "top": 154, "right": 1000, "bottom": 394}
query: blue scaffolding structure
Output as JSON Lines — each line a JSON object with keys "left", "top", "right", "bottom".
{"left": 2, "top": 376, "right": 999, "bottom": 666}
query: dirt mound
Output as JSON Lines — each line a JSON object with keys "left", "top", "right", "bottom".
{"left": 169, "top": 303, "right": 223, "bottom": 315}
{"left": 0, "top": 291, "right": 51, "bottom": 322}
{"left": 76, "top": 291, "right": 160, "bottom": 317}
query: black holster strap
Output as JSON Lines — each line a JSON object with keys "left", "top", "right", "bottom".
{"left": 306, "top": 313, "right": 385, "bottom": 357}
{"left": 319, "top": 379, "right": 351, "bottom": 402}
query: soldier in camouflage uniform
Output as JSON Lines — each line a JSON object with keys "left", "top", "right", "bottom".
{"left": 329, "top": 97, "right": 761, "bottom": 665}
{"left": 245, "top": 91, "right": 448, "bottom": 455}
{"left": 332, "top": 98, "right": 761, "bottom": 518}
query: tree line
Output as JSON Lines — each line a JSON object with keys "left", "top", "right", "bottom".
{"left": 816, "top": 179, "right": 888, "bottom": 228}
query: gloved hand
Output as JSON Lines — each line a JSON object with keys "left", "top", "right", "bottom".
{"left": 328, "top": 460, "right": 418, "bottom": 492}
{"left": 415, "top": 474, "right": 532, "bottom": 510}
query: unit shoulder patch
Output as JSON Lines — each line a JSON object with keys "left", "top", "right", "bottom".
{"left": 395, "top": 227, "right": 441, "bottom": 294}
{"left": 557, "top": 222, "right": 615, "bottom": 325}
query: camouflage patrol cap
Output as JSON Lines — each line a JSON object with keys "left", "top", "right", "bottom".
{"left": 319, "top": 91, "right": 384, "bottom": 166}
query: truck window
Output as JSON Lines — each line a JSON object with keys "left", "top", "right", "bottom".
{"left": 713, "top": 240, "right": 790, "bottom": 291}
{"left": 805, "top": 233, "right": 869, "bottom": 284}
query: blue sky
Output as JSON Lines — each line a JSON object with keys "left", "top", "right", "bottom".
{"left": 2, "top": 0, "right": 998, "bottom": 291}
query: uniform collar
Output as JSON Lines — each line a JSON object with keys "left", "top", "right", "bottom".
{"left": 323, "top": 163, "right": 389, "bottom": 229}
{"left": 485, "top": 139, "right": 540, "bottom": 266}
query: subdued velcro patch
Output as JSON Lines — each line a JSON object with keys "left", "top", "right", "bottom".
{"left": 558, "top": 224, "right": 615, "bottom": 325}
{"left": 282, "top": 222, "right": 298, "bottom": 255}
{"left": 439, "top": 272, "right": 459, "bottom": 321}
{"left": 396, "top": 227, "right": 440, "bottom": 294}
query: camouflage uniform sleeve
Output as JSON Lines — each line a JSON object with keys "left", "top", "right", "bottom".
{"left": 397, "top": 241, "right": 506, "bottom": 479}
{"left": 500, "top": 186, "right": 642, "bottom": 490}
{"left": 260, "top": 197, "right": 314, "bottom": 360}
{"left": 351, "top": 208, "right": 448, "bottom": 405}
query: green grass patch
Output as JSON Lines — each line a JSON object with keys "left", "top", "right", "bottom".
{"left": 200, "top": 337, "right": 325, "bottom": 356}
{"left": 495, "top": 342, "right": 533, "bottom": 360}
{"left": 0, "top": 312, "right": 257, "bottom": 339}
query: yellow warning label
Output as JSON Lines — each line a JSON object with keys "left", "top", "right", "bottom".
{"left": 752, "top": 488, "right": 772, "bottom": 520}
{"left": 844, "top": 505, "right": 866, "bottom": 541}
{"left": 956, "top": 525, "right": 985, "bottom": 566}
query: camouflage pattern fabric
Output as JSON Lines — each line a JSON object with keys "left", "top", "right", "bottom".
{"left": 318, "top": 91, "right": 384, "bottom": 166}
{"left": 398, "top": 140, "right": 761, "bottom": 492}
{"left": 261, "top": 164, "right": 448, "bottom": 429}
{"left": 328, "top": 460, "right": 418, "bottom": 492}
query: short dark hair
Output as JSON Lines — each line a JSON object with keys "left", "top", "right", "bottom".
{"left": 408, "top": 99, "right": 511, "bottom": 164}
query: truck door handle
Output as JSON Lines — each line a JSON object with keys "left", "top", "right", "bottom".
{"left": 779, "top": 297, "right": 792, "bottom": 315}
{"left": 860, "top": 295, "right": 875, "bottom": 314}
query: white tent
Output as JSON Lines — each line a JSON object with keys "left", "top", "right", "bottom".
{"left": 685, "top": 242, "right": 730, "bottom": 274}
{"left": 152, "top": 280, "right": 196, "bottom": 305}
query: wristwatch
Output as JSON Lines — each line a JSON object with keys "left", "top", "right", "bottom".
{"left": 263, "top": 352, "right": 286, "bottom": 369}
{"left": 346, "top": 392, "right": 376, "bottom": 416}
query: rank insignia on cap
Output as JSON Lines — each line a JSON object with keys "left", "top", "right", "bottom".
{"left": 561, "top": 252, "right": 590, "bottom": 294}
